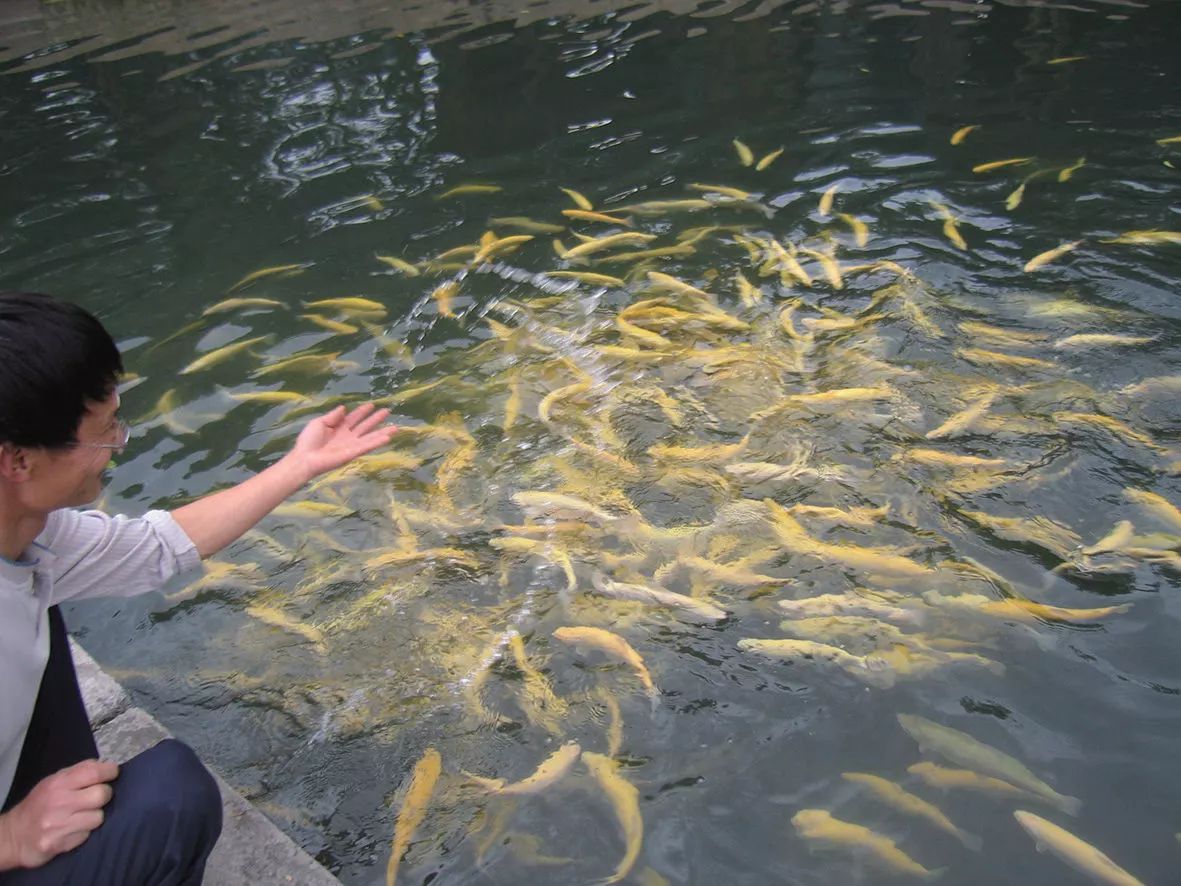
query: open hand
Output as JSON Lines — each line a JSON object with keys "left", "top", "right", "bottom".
{"left": 287, "top": 403, "right": 398, "bottom": 480}
{"left": 0, "top": 759, "right": 119, "bottom": 869}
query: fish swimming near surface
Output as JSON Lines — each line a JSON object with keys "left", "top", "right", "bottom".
{"left": 1024, "top": 240, "right": 1081, "bottom": 272}
{"left": 465, "top": 742, "right": 582, "bottom": 795}
{"left": 583, "top": 752, "right": 644, "bottom": 884}
{"left": 897, "top": 714, "right": 1081, "bottom": 815}
{"left": 950, "top": 124, "right": 979, "bottom": 145}
{"left": 841, "top": 772, "right": 982, "bottom": 850}
{"left": 732, "top": 138, "right": 754, "bottom": 167}
{"left": 755, "top": 147, "right": 784, "bottom": 171}
{"left": 553, "top": 626, "right": 658, "bottom": 701}
{"left": 791, "top": 809, "right": 941, "bottom": 880}
{"left": 1012, "top": 811, "right": 1145, "bottom": 886}
{"left": 386, "top": 747, "right": 442, "bottom": 886}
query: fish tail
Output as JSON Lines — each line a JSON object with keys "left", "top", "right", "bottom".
{"left": 1054, "top": 793, "right": 1082, "bottom": 816}
{"left": 923, "top": 866, "right": 949, "bottom": 882}
{"left": 959, "top": 831, "right": 983, "bottom": 852}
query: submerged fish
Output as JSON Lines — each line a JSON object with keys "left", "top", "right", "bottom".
{"left": 203, "top": 297, "right": 283, "bottom": 315}
{"left": 950, "top": 124, "right": 979, "bottom": 145}
{"left": 841, "top": 772, "right": 981, "bottom": 850}
{"left": 896, "top": 714, "right": 1081, "bottom": 815}
{"left": 1013, "top": 811, "right": 1144, "bottom": 886}
{"left": 560, "top": 187, "right": 594, "bottom": 210}
{"left": 1024, "top": 240, "right": 1081, "bottom": 272}
{"left": 180, "top": 335, "right": 269, "bottom": 375}
{"left": 228, "top": 263, "right": 305, "bottom": 292}
{"left": 737, "top": 638, "right": 895, "bottom": 688}
{"left": 583, "top": 752, "right": 644, "bottom": 884}
{"left": 436, "top": 184, "right": 502, "bottom": 199}
{"left": 553, "top": 626, "right": 658, "bottom": 700}
{"left": 466, "top": 742, "right": 581, "bottom": 795}
{"left": 907, "top": 762, "right": 1035, "bottom": 802}
{"left": 590, "top": 572, "right": 727, "bottom": 621}
{"left": 972, "top": 157, "right": 1034, "bottom": 174}
{"left": 732, "top": 138, "right": 754, "bottom": 167}
{"left": 791, "top": 809, "right": 939, "bottom": 880}
{"left": 386, "top": 747, "right": 442, "bottom": 886}
{"left": 755, "top": 147, "right": 784, "bottom": 171}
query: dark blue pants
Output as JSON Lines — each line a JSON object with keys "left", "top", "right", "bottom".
{"left": 1, "top": 608, "right": 222, "bottom": 885}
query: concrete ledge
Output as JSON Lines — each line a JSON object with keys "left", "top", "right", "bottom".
{"left": 76, "top": 645, "right": 341, "bottom": 886}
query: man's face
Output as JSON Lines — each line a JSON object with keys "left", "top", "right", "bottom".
{"left": 32, "top": 391, "right": 124, "bottom": 509}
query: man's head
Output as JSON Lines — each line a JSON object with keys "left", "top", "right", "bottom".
{"left": 0, "top": 292, "right": 125, "bottom": 510}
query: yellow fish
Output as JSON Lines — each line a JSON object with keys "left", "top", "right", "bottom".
{"left": 253, "top": 351, "right": 344, "bottom": 378}
{"left": 560, "top": 187, "right": 594, "bottom": 210}
{"left": 562, "top": 208, "right": 633, "bottom": 226}
{"left": 228, "top": 263, "right": 305, "bottom": 292}
{"left": 1013, "top": 811, "right": 1144, "bottom": 886}
{"left": 488, "top": 216, "right": 565, "bottom": 233}
{"left": 841, "top": 773, "right": 981, "bottom": 850}
{"left": 688, "top": 183, "right": 752, "bottom": 201}
{"left": 229, "top": 390, "right": 310, "bottom": 406}
{"left": 202, "top": 297, "right": 283, "bottom": 315}
{"left": 301, "top": 314, "right": 358, "bottom": 335}
{"left": 1054, "top": 411, "right": 1158, "bottom": 450}
{"left": 374, "top": 254, "right": 421, "bottom": 276}
{"left": 545, "top": 271, "right": 626, "bottom": 287}
{"left": 957, "top": 347, "right": 1056, "bottom": 370}
{"left": 272, "top": 500, "right": 354, "bottom": 519}
{"left": 553, "top": 626, "right": 658, "bottom": 700}
{"left": 1124, "top": 489, "right": 1181, "bottom": 532}
{"left": 432, "top": 281, "right": 458, "bottom": 318}
{"left": 648, "top": 434, "right": 750, "bottom": 464}
{"left": 799, "top": 246, "right": 843, "bottom": 289}
{"left": 897, "top": 714, "right": 1081, "bottom": 814}
{"left": 1025, "top": 240, "right": 1081, "bottom": 272}
{"left": 244, "top": 604, "right": 325, "bottom": 652}
{"left": 601, "top": 245, "right": 696, "bottom": 264}
{"left": 950, "top": 124, "right": 979, "bottom": 145}
{"left": 561, "top": 232, "right": 658, "bottom": 260}
{"left": 1058, "top": 156, "right": 1086, "bottom": 182}
{"left": 304, "top": 296, "right": 386, "bottom": 315}
{"left": 1053, "top": 333, "right": 1155, "bottom": 350}
{"left": 583, "top": 753, "right": 644, "bottom": 884}
{"left": 1155, "top": 135, "right": 1181, "bottom": 145}
{"left": 473, "top": 234, "right": 534, "bottom": 263}
{"left": 590, "top": 572, "right": 727, "bottom": 621}
{"left": 925, "top": 392, "right": 997, "bottom": 440}
{"left": 1047, "top": 55, "right": 1087, "bottom": 64}
{"left": 180, "top": 335, "right": 269, "bottom": 375}
{"left": 1102, "top": 230, "right": 1181, "bottom": 245}
{"left": 907, "top": 762, "right": 1035, "bottom": 801}
{"left": 972, "top": 157, "right": 1034, "bottom": 173}
{"left": 942, "top": 217, "right": 967, "bottom": 250}
{"left": 817, "top": 184, "right": 838, "bottom": 216}
{"left": 1005, "top": 181, "right": 1027, "bottom": 211}
{"left": 737, "top": 638, "right": 895, "bottom": 688}
{"left": 436, "top": 183, "right": 502, "bottom": 199}
{"left": 732, "top": 138, "right": 754, "bottom": 167}
{"left": 466, "top": 742, "right": 581, "bottom": 795}
{"left": 791, "top": 809, "right": 939, "bottom": 880}
{"left": 838, "top": 213, "right": 869, "bottom": 247}
{"left": 386, "top": 747, "right": 442, "bottom": 886}
{"left": 755, "top": 147, "right": 784, "bottom": 171}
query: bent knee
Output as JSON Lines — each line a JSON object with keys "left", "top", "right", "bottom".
{"left": 136, "top": 740, "right": 223, "bottom": 830}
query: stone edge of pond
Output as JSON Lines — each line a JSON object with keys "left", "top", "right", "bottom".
{"left": 70, "top": 640, "right": 342, "bottom": 886}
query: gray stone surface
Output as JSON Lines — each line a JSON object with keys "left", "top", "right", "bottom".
{"left": 81, "top": 652, "right": 341, "bottom": 886}
{"left": 69, "top": 639, "right": 130, "bottom": 727}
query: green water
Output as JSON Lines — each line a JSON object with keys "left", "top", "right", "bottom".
{"left": 3, "top": 1, "right": 1181, "bottom": 883}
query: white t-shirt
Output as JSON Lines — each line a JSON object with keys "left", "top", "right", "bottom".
{"left": 0, "top": 509, "right": 200, "bottom": 805}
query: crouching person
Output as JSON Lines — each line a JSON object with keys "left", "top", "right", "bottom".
{"left": 0, "top": 292, "right": 398, "bottom": 884}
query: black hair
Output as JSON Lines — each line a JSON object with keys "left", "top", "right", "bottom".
{"left": 0, "top": 292, "right": 123, "bottom": 449}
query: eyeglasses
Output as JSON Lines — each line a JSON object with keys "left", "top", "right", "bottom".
{"left": 73, "top": 418, "right": 132, "bottom": 452}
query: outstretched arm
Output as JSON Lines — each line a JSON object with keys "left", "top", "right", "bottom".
{"left": 172, "top": 403, "right": 396, "bottom": 559}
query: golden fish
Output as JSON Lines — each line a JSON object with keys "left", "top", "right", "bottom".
{"left": 229, "top": 390, "right": 310, "bottom": 406}
{"left": 253, "top": 351, "right": 343, "bottom": 378}
{"left": 432, "top": 281, "right": 458, "bottom": 317}
{"left": 560, "top": 187, "right": 594, "bottom": 210}
{"left": 737, "top": 638, "right": 895, "bottom": 688}
{"left": 590, "top": 572, "right": 727, "bottom": 621}
{"left": 957, "top": 347, "right": 1056, "bottom": 370}
{"left": 552, "top": 626, "right": 658, "bottom": 699}
{"left": 958, "top": 321, "right": 1048, "bottom": 347}
{"left": 202, "top": 297, "right": 283, "bottom": 315}
{"left": 386, "top": 747, "right": 442, "bottom": 886}
{"left": 972, "top": 157, "right": 1034, "bottom": 173}
{"left": 1013, "top": 811, "right": 1144, "bottom": 886}
{"left": 538, "top": 381, "right": 591, "bottom": 423}
{"left": 755, "top": 147, "right": 784, "bottom": 171}
{"left": 732, "top": 138, "right": 754, "bottom": 167}
{"left": 545, "top": 270, "right": 626, "bottom": 286}
{"left": 648, "top": 433, "right": 750, "bottom": 464}
{"left": 466, "top": 742, "right": 581, "bottom": 795}
{"left": 791, "top": 809, "right": 939, "bottom": 880}
{"left": 600, "top": 245, "right": 697, "bottom": 264}
{"left": 614, "top": 199, "right": 713, "bottom": 215}
{"left": 1053, "top": 333, "right": 1155, "bottom": 350}
{"left": 688, "top": 183, "right": 752, "bottom": 200}
{"left": 508, "top": 633, "right": 569, "bottom": 735}
{"left": 838, "top": 213, "right": 869, "bottom": 247}
{"left": 488, "top": 216, "right": 566, "bottom": 234}
{"left": 436, "top": 184, "right": 502, "bottom": 199}
{"left": 1157, "top": 135, "right": 1181, "bottom": 145}
{"left": 841, "top": 773, "right": 981, "bottom": 850}
{"left": 304, "top": 296, "right": 385, "bottom": 316}
{"left": 561, "top": 232, "right": 657, "bottom": 260}
{"left": 1005, "top": 181, "right": 1026, "bottom": 211}
{"left": 365, "top": 547, "right": 480, "bottom": 572}
{"left": 897, "top": 714, "right": 1081, "bottom": 814}
{"left": 512, "top": 491, "right": 616, "bottom": 523}
{"left": 799, "top": 246, "right": 843, "bottom": 289}
{"left": 926, "top": 392, "right": 998, "bottom": 439}
{"left": 375, "top": 255, "right": 421, "bottom": 276}
{"left": 301, "top": 314, "right": 359, "bottom": 335}
{"left": 434, "top": 244, "right": 479, "bottom": 262}
{"left": 817, "top": 184, "right": 838, "bottom": 217}
{"left": 583, "top": 752, "right": 644, "bottom": 884}
{"left": 1024, "top": 240, "right": 1081, "bottom": 272}
{"left": 1057, "top": 156, "right": 1086, "bottom": 182}
{"left": 1124, "top": 489, "right": 1181, "bottom": 532}
{"left": 228, "top": 263, "right": 305, "bottom": 292}
{"left": 907, "top": 762, "right": 1035, "bottom": 801}
{"left": 904, "top": 447, "right": 1006, "bottom": 468}
{"left": 474, "top": 234, "right": 534, "bottom": 263}
{"left": 244, "top": 604, "right": 326, "bottom": 652}
{"left": 950, "top": 124, "right": 979, "bottom": 145}
{"left": 1047, "top": 55, "right": 1087, "bottom": 64}
{"left": 562, "top": 208, "right": 633, "bottom": 226}
{"left": 1102, "top": 229, "right": 1181, "bottom": 245}
{"left": 942, "top": 217, "right": 968, "bottom": 250}
{"left": 272, "top": 500, "right": 354, "bottom": 519}
{"left": 1053, "top": 411, "right": 1159, "bottom": 450}
{"left": 180, "top": 335, "right": 269, "bottom": 375}
{"left": 954, "top": 510, "right": 1080, "bottom": 560}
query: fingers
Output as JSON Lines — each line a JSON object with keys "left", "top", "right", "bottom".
{"left": 352, "top": 407, "right": 392, "bottom": 437}
{"left": 60, "top": 759, "right": 119, "bottom": 790}
{"left": 66, "top": 809, "right": 105, "bottom": 834}
{"left": 343, "top": 402, "right": 376, "bottom": 430}
{"left": 75, "top": 783, "right": 114, "bottom": 811}
{"left": 320, "top": 405, "right": 348, "bottom": 427}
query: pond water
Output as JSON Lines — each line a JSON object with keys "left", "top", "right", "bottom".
{"left": 3, "top": 0, "right": 1180, "bottom": 883}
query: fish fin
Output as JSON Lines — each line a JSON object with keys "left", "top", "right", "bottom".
{"left": 1056, "top": 794, "right": 1082, "bottom": 816}
{"left": 923, "top": 867, "right": 949, "bottom": 882}
{"left": 960, "top": 831, "right": 983, "bottom": 852}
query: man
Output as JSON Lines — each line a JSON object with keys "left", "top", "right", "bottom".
{"left": 0, "top": 292, "right": 398, "bottom": 884}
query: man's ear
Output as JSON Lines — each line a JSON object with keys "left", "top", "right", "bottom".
{"left": 0, "top": 443, "right": 33, "bottom": 482}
